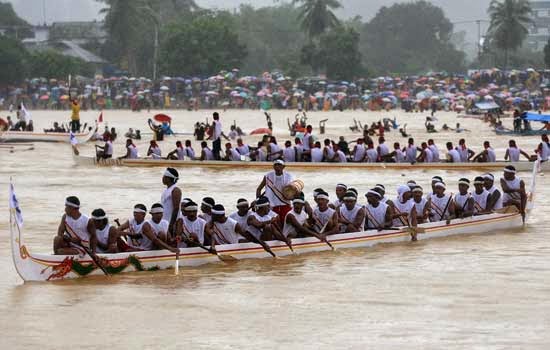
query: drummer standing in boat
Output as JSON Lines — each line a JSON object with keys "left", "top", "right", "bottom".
{"left": 161, "top": 168, "right": 182, "bottom": 234}
{"left": 256, "top": 160, "right": 294, "bottom": 226}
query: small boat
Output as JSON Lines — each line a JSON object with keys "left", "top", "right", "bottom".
{"left": 8, "top": 163, "right": 538, "bottom": 282}
{"left": 495, "top": 129, "right": 548, "bottom": 136}
{"left": 0, "top": 128, "right": 96, "bottom": 143}
{"left": 72, "top": 150, "right": 546, "bottom": 172}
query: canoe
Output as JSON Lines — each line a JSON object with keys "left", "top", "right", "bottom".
{"left": 495, "top": 129, "right": 548, "bottom": 136}
{"left": 0, "top": 127, "right": 96, "bottom": 143}
{"left": 71, "top": 151, "right": 547, "bottom": 172}
{"left": 8, "top": 162, "right": 538, "bottom": 282}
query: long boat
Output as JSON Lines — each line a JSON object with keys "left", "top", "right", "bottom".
{"left": 0, "top": 128, "right": 95, "bottom": 143}
{"left": 71, "top": 150, "right": 546, "bottom": 172}
{"left": 495, "top": 129, "right": 548, "bottom": 136}
{"left": 9, "top": 163, "right": 538, "bottom": 282}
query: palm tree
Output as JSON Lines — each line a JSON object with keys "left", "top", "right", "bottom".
{"left": 293, "top": 0, "right": 342, "bottom": 39}
{"left": 487, "top": 0, "right": 532, "bottom": 69}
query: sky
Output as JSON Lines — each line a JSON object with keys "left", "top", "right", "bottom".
{"left": 6, "top": 0, "right": 492, "bottom": 52}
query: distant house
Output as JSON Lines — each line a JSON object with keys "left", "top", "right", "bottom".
{"left": 22, "top": 21, "right": 106, "bottom": 64}
{"left": 528, "top": 1, "right": 550, "bottom": 51}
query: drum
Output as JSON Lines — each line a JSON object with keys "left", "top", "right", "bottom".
{"left": 282, "top": 179, "right": 304, "bottom": 200}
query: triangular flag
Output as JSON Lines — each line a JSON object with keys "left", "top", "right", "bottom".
{"left": 9, "top": 182, "right": 24, "bottom": 227}
{"left": 98, "top": 112, "right": 103, "bottom": 123}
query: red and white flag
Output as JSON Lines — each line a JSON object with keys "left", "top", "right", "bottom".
{"left": 98, "top": 112, "right": 103, "bottom": 123}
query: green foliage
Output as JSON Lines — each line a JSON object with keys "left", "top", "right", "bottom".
{"left": 28, "top": 50, "right": 95, "bottom": 79}
{"left": 0, "top": 2, "right": 33, "bottom": 39}
{"left": 487, "top": 0, "right": 532, "bottom": 69}
{"left": 545, "top": 39, "right": 550, "bottom": 69}
{"left": 159, "top": 12, "right": 247, "bottom": 76}
{"left": 293, "top": 0, "right": 342, "bottom": 39}
{"left": 0, "top": 35, "right": 27, "bottom": 84}
{"left": 318, "top": 25, "right": 363, "bottom": 80}
{"left": 360, "top": 1, "right": 465, "bottom": 75}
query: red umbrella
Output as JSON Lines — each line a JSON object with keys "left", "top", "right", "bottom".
{"left": 154, "top": 113, "right": 172, "bottom": 123}
{"left": 250, "top": 128, "right": 272, "bottom": 135}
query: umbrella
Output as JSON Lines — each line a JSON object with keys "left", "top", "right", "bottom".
{"left": 160, "top": 86, "right": 170, "bottom": 91}
{"left": 40, "top": 95, "right": 49, "bottom": 101}
{"left": 60, "top": 95, "right": 70, "bottom": 100}
{"left": 154, "top": 114, "right": 172, "bottom": 123}
{"left": 250, "top": 128, "right": 272, "bottom": 135}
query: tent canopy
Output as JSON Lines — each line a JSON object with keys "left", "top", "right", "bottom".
{"left": 524, "top": 112, "right": 550, "bottom": 123}
{"left": 474, "top": 101, "right": 500, "bottom": 110}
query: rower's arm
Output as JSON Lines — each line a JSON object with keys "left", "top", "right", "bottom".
{"left": 383, "top": 207, "right": 392, "bottom": 229}
{"left": 325, "top": 212, "right": 340, "bottom": 235}
{"left": 353, "top": 208, "right": 366, "bottom": 229}
{"left": 87, "top": 219, "right": 98, "bottom": 254}
{"left": 57, "top": 214, "right": 67, "bottom": 238}
{"left": 247, "top": 215, "right": 265, "bottom": 230}
{"left": 118, "top": 220, "right": 130, "bottom": 233}
{"left": 410, "top": 207, "right": 418, "bottom": 227}
{"left": 288, "top": 214, "right": 316, "bottom": 236}
{"left": 486, "top": 191, "right": 500, "bottom": 211}
{"left": 142, "top": 223, "right": 178, "bottom": 254}
{"left": 504, "top": 149, "right": 510, "bottom": 161}
{"left": 170, "top": 187, "right": 182, "bottom": 231}
{"left": 462, "top": 198, "right": 474, "bottom": 217}
{"left": 256, "top": 176, "right": 266, "bottom": 198}
{"left": 500, "top": 178, "right": 515, "bottom": 194}
{"left": 166, "top": 149, "right": 177, "bottom": 159}
{"left": 520, "top": 180, "right": 527, "bottom": 214}
{"left": 468, "top": 149, "right": 475, "bottom": 160}
{"left": 336, "top": 208, "right": 350, "bottom": 224}
{"left": 520, "top": 149, "right": 531, "bottom": 160}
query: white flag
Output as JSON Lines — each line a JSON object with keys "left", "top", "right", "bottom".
{"left": 69, "top": 131, "right": 78, "bottom": 145}
{"left": 9, "top": 183, "right": 23, "bottom": 227}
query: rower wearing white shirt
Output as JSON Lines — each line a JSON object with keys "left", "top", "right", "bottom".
{"left": 120, "top": 138, "right": 139, "bottom": 159}
{"left": 322, "top": 139, "right": 335, "bottom": 161}
{"left": 147, "top": 140, "right": 162, "bottom": 159}
{"left": 329, "top": 183, "right": 347, "bottom": 209}
{"left": 184, "top": 140, "right": 196, "bottom": 159}
{"left": 453, "top": 178, "right": 473, "bottom": 218}
{"left": 337, "top": 191, "right": 365, "bottom": 233}
{"left": 473, "top": 141, "right": 497, "bottom": 162}
{"left": 427, "top": 139, "right": 440, "bottom": 162}
{"left": 418, "top": 142, "right": 434, "bottom": 163}
{"left": 206, "top": 204, "right": 245, "bottom": 245}
{"left": 53, "top": 196, "right": 98, "bottom": 255}
{"left": 199, "top": 141, "right": 214, "bottom": 160}
{"left": 364, "top": 189, "right": 392, "bottom": 230}
{"left": 161, "top": 167, "right": 182, "bottom": 234}
{"left": 283, "top": 193, "right": 316, "bottom": 239}
{"left": 310, "top": 142, "right": 324, "bottom": 162}
{"left": 303, "top": 125, "right": 313, "bottom": 151}
{"left": 166, "top": 141, "right": 186, "bottom": 160}
{"left": 471, "top": 176, "right": 490, "bottom": 215}
{"left": 365, "top": 142, "right": 378, "bottom": 162}
{"left": 294, "top": 138, "right": 304, "bottom": 161}
{"left": 95, "top": 135, "right": 114, "bottom": 160}
{"left": 504, "top": 139, "right": 530, "bottom": 162}
{"left": 386, "top": 142, "right": 405, "bottom": 163}
{"left": 200, "top": 197, "right": 215, "bottom": 224}
{"left": 483, "top": 173, "right": 503, "bottom": 211}
{"left": 236, "top": 138, "right": 250, "bottom": 157}
{"left": 229, "top": 198, "right": 252, "bottom": 236}
{"left": 117, "top": 204, "right": 147, "bottom": 251}
{"left": 391, "top": 185, "right": 418, "bottom": 228}
{"left": 224, "top": 142, "right": 241, "bottom": 161}
{"left": 404, "top": 138, "right": 417, "bottom": 163}
{"left": 141, "top": 204, "right": 179, "bottom": 254}
{"left": 377, "top": 136, "right": 390, "bottom": 159}
{"left": 175, "top": 201, "right": 206, "bottom": 248}
{"left": 310, "top": 190, "right": 339, "bottom": 235}
{"left": 283, "top": 140, "right": 297, "bottom": 162}
{"left": 456, "top": 138, "right": 475, "bottom": 162}
{"left": 446, "top": 142, "right": 461, "bottom": 163}
{"left": 500, "top": 165, "right": 526, "bottom": 216}
{"left": 536, "top": 134, "right": 549, "bottom": 161}
{"left": 91, "top": 208, "right": 118, "bottom": 253}
{"left": 429, "top": 181, "right": 455, "bottom": 222}
{"left": 412, "top": 186, "right": 430, "bottom": 223}
{"left": 247, "top": 197, "right": 281, "bottom": 240}
{"left": 352, "top": 138, "right": 366, "bottom": 162}
{"left": 267, "top": 136, "right": 283, "bottom": 160}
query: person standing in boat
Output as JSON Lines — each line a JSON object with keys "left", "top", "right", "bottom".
{"left": 175, "top": 201, "right": 206, "bottom": 248}
{"left": 364, "top": 190, "right": 392, "bottom": 230}
{"left": 161, "top": 168, "right": 182, "bottom": 235}
{"left": 337, "top": 191, "right": 366, "bottom": 233}
{"left": 70, "top": 98, "right": 80, "bottom": 133}
{"left": 91, "top": 208, "right": 119, "bottom": 253}
{"left": 119, "top": 138, "right": 139, "bottom": 159}
{"left": 310, "top": 190, "right": 339, "bottom": 235}
{"left": 53, "top": 196, "right": 98, "bottom": 255}
{"left": 504, "top": 139, "right": 531, "bottom": 162}
{"left": 483, "top": 173, "right": 503, "bottom": 211}
{"left": 429, "top": 181, "right": 455, "bottom": 223}
{"left": 116, "top": 204, "right": 147, "bottom": 251}
{"left": 140, "top": 203, "right": 179, "bottom": 254}
{"left": 453, "top": 178, "right": 474, "bottom": 218}
{"left": 256, "top": 160, "right": 294, "bottom": 226}
{"left": 500, "top": 165, "right": 527, "bottom": 216}
{"left": 208, "top": 112, "right": 229, "bottom": 160}
{"left": 472, "top": 177, "right": 491, "bottom": 215}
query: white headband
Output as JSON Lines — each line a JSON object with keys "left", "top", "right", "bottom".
{"left": 458, "top": 180, "right": 470, "bottom": 186}
{"left": 65, "top": 200, "right": 80, "bottom": 208}
{"left": 316, "top": 194, "right": 329, "bottom": 200}
{"left": 374, "top": 185, "right": 385, "bottom": 191}
{"left": 211, "top": 209, "right": 225, "bottom": 215}
{"left": 474, "top": 180, "right": 484, "bottom": 185}
{"left": 150, "top": 207, "right": 164, "bottom": 214}
{"left": 255, "top": 202, "right": 270, "bottom": 208}
{"left": 434, "top": 182, "right": 446, "bottom": 189}
{"left": 184, "top": 205, "right": 198, "bottom": 211}
{"left": 343, "top": 196, "right": 356, "bottom": 201}
{"left": 336, "top": 184, "right": 347, "bottom": 189}
{"left": 483, "top": 174, "right": 494, "bottom": 180}
{"left": 237, "top": 201, "right": 249, "bottom": 207}
{"left": 503, "top": 168, "right": 516, "bottom": 174}
{"left": 412, "top": 187, "right": 423, "bottom": 193}
{"left": 92, "top": 215, "right": 107, "bottom": 220}
{"left": 202, "top": 201, "right": 213, "bottom": 208}
{"left": 367, "top": 190, "right": 382, "bottom": 198}
{"left": 133, "top": 208, "right": 146, "bottom": 213}
{"left": 274, "top": 160, "right": 285, "bottom": 165}
{"left": 292, "top": 199, "right": 305, "bottom": 204}
{"left": 163, "top": 169, "right": 178, "bottom": 179}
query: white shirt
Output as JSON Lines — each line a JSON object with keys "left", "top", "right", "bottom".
{"left": 161, "top": 183, "right": 178, "bottom": 223}
{"left": 283, "top": 209, "right": 308, "bottom": 237}
{"left": 429, "top": 144, "right": 440, "bottom": 162}
{"left": 213, "top": 120, "right": 222, "bottom": 140}
{"left": 283, "top": 147, "right": 296, "bottom": 162}
{"left": 212, "top": 218, "right": 240, "bottom": 245}
{"left": 127, "top": 145, "right": 139, "bottom": 159}
{"left": 141, "top": 219, "right": 169, "bottom": 250}
{"left": 178, "top": 216, "right": 206, "bottom": 247}
{"left": 248, "top": 211, "right": 278, "bottom": 239}
{"left": 265, "top": 171, "right": 294, "bottom": 206}
{"left": 448, "top": 149, "right": 461, "bottom": 163}
{"left": 311, "top": 148, "right": 323, "bottom": 162}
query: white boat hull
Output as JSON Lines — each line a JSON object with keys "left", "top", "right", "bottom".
{"left": 1, "top": 129, "right": 94, "bottom": 143}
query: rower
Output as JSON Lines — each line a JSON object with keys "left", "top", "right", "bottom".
{"left": 236, "top": 138, "right": 250, "bottom": 157}
{"left": 483, "top": 173, "right": 503, "bottom": 211}
{"left": 183, "top": 140, "right": 195, "bottom": 159}
{"left": 453, "top": 178, "right": 474, "bottom": 218}
{"left": 229, "top": 198, "right": 252, "bottom": 237}
{"left": 505, "top": 139, "right": 530, "bottom": 162}
{"left": 267, "top": 136, "right": 283, "bottom": 160}
{"left": 427, "top": 139, "right": 440, "bottom": 162}
{"left": 412, "top": 186, "right": 430, "bottom": 224}
{"left": 333, "top": 144, "right": 347, "bottom": 163}
{"left": 456, "top": 138, "right": 475, "bottom": 162}
{"left": 351, "top": 138, "right": 366, "bottom": 162}
{"left": 386, "top": 142, "right": 405, "bottom": 163}
{"left": 283, "top": 140, "right": 297, "bottom": 162}
{"left": 294, "top": 137, "right": 304, "bottom": 162}
{"left": 536, "top": 134, "right": 549, "bottom": 162}
{"left": 147, "top": 140, "right": 162, "bottom": 159}
{"left": 256, "top": 159, "right": 294, "bottom": 226}
{"left": 337, "top": 191, "right": 366, "bottom": 233}
{"left": 364, "top": 189, "right": 392, "bottom": 230}
{"left": 473, "top": 141, "right": 496, "bottom": 163}
{"left": 404, "top": 138, "right": 417, "bottom": 163}
{"left": 429, "top": 176, "right": 443, "bottom": 197}
{"left": 95, "top": 135, "right": 113, "bottom": 160}
{"left": 161, "top": 167, "right": 182, "bottom": 234}
{"left": 391, "top": 185, "right": 417, "bottom": 227}
{"left": 119, "top": 138, "right": 139, "bottom": 159}
{"left": 373, "top": 184, "right": 392, "bottom": 207}
{"left": 429, "top": 181, "right": 455, "bottom": 222}
{"left": 116, "top": 204, "right": 147, "bottom": 251}
{"left": 200, "top": 197, "right": 215, "bottom": 223}
{"left": 365, "top": 141, "right": 378, "bottom": 162}
{"left": 329, "top": 183, "right": 347, "bottom": 209}
{"left": 377, "top": 136, "right": 390, "bottom": 159}
{"left": 53, "top": 196, "right": 97, "bottom": 255}
{"left": 166, "top": 141, "right": 185, "bottom": 160}
{"left": 417, "top": 142, "right": 434, "bottom": 163}
{"left": 224, "top": 142, "right": 241, "bottom": 161}
{"left": 310, "top": 190, "right": 339, "bottom": 235}
{"left": 446, "top": 142, "right": 461, "bottom": 163}
{"left": 310, "top": 141, "right": 323, "bottom": 162}
{"left": 198, "top": 141, "right": 214, "bottom": 161}
{"left": 206, "top": 204, "right": 245, "bottom": 246}
{"left": 247, "top": 196, "right": 283, "bottom": 241}
{"left": 322, "top": 139, "right": 335, "bottom": 162}
{"left": 91, "top": 208, "right": 118, "bottom": 253}
{"left": 500, "top": 165, "right": 526, "bottom": 215}
{"left": 303, "top": 125, "right": 313, "bottom": 152}
{"left": 175, "top": 201, "right": 206, "bottom": 248}
{"left": 283, "top": 193, "right": 316, "bottom": 239}
{"left": 140, "top": 203, "right": 179, "bottom": 254}
{"left": 472, "top": 176, "right": 490, "bottom": 215}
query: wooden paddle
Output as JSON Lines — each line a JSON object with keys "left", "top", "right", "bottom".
{"left": 181, "top": 233, "right": 237, "bottom": 262}
{"left": 65, "top": 235, "right": 110, "bottom": 276}
{"left": 313, "top": 220, "right": 335, "bottom": 250}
